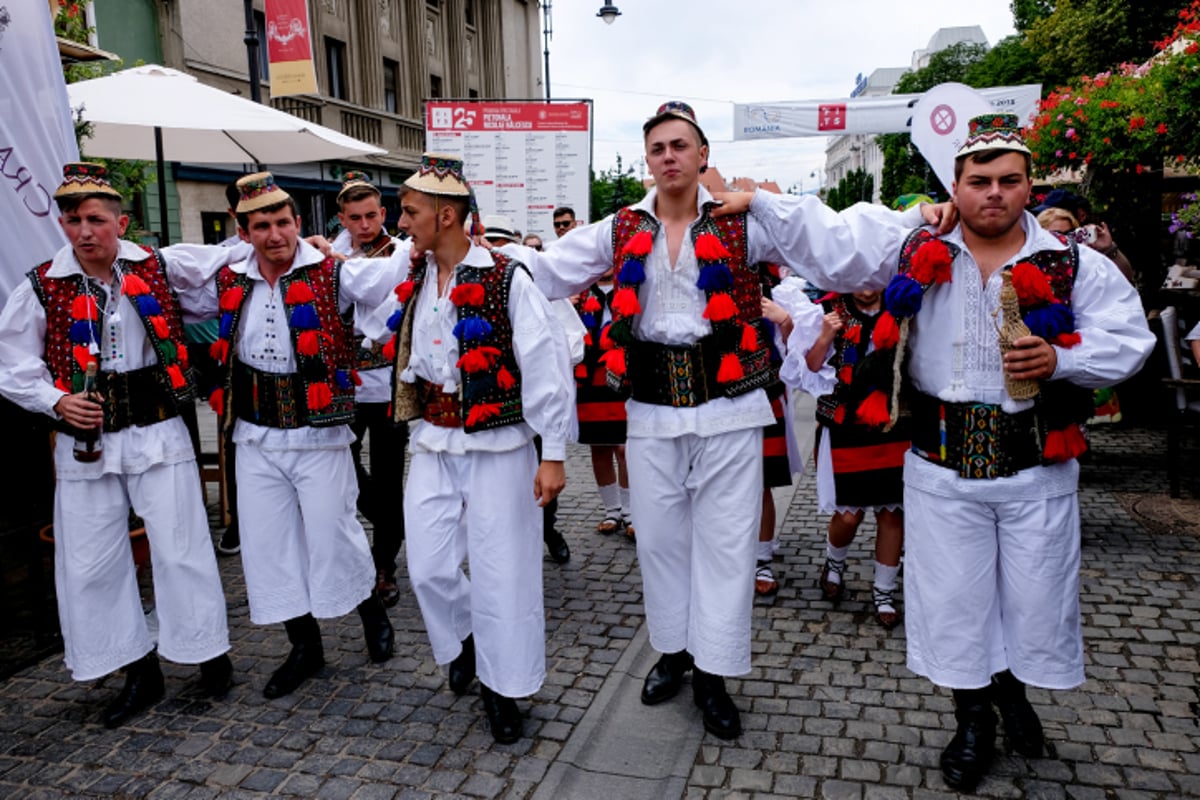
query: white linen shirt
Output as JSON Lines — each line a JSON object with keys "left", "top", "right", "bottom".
{"left": 336, "top": 236, "right": 412, "bottom": 404}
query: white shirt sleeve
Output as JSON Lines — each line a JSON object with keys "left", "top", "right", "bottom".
{"left": 160, "top": 241, "right": 254, "bottom": 291}
{"left": 509, "top": 268, "right": 574, "bottom": 461}
{"left": 500, "top": 218, "right": 616, "bottom": 301}
{"left": 333, "top": 239, "right": 413, "bottom": 314}
{"left": 778, "top": 294, "right": 837, "bottom": 398}
{"left": 0, "top": 280, "right": 63, "bottom": 416}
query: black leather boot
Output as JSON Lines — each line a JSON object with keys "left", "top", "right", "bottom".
{"left": 448, "top": 634, "right": 476, "bottom": 694}
{"left": 103, "top": 652, "right": 165, "bottom": 728}
{"left": 692, "top": 668, "right": 741, "bottom": 739}
{"left": 357, "top": 593, "right": 395, "bottom": 663}
{"left": 941, "top": 687, "right": 997, "bottom": 792}
{"left": 197, "top": 653, "right": 234, "bottom": 698}
{"left": 640, "top": 650, "right": 693, "bottom": 705}
{"left": 479, "top": 683, "right": 523, "bottom": 743}
{"left": 992, "top": 670, "right": 1044, "bottom": 757}
{"left": 263, "top": 615, "right": 325, "bottom": 699}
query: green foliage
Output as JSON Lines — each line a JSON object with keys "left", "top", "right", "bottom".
{"left": 52, "top": 1, "right": 92, "bottom": 44}
{"left": 825, "top": 169, "right": 874, "bottom": 212}
{"left": 964, "top": 35, "right": 1043, "bottom": 88}
{"left": 590, "top": 155, "right": 646, "bottom": 221}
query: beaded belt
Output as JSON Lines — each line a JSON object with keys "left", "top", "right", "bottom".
{"left": 57, "top": 366, "right": 179, "bottom": 438}
{"left": 417, "top": 379, "right": 463, "bottom": 428}
{"left": 909, "top": 391, "right": 1043, "bottom": 479}
{"left": 231, "top": 361, "right": 305, "bottom": 429}
{"left": 621, "top": 337, "right": 729, "bottom": 407}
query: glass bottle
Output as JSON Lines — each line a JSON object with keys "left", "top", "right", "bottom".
{"left": 72, "top": 362, "right": 103, "bottom": 463}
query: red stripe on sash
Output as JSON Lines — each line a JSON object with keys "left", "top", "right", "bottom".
{"left": 578, "top": 401, "right": 626, "bottom": 422}
{"left": 763, "top": 437, "right": 788, "bottom": 457}
{"left": 831, "top": 441, "right": 909, "bottom": 474}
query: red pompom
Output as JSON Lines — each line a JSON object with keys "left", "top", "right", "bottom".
{"left": 166, "top": 363, "right": 186, "bottom": 389}
{"left": 456, "top": 346, "right": 501, "bottom": 373}
{"left": 702, "top": 293, "right": 738, "bottom": 322}
{"left": 382, "top": 335, "right": 397, "bottom": 362}
{"left": 298, "top": 330, "right": 320, "bottom": 356}
{"left": 121, "top": 274, "right": 151, "bottom": 295}
{"left": 583, "top": 331, "right": 594, "bottom": 347}
{"left": 574, "top": 363, "right": 589, "bottom": 380}
{"left": 694, "top": 232, "right": 731, "bottom": 261}
{"left": 284, "top": 282, "right": 315, "bottom": 304}
{"left": 910, "top": 240, "right": 953, "bottom": 285}
{"left": 871, "top": 311, "right": 901, "bottom": 350}
{"left": 843, "top": 324, "right": 862, "bottom": 345}
{"left": 208, "top": 387, "right": 225, "bottom": 417}
{"left": 149, "top": 316, "right": 170, "bottom": 339}
{"left": 394, "top": 280, "right": 415, "bottom": 304}
{"left": 1053, "top": 331, "right": 1082, "bottom": 348}
{"left": 740, "top": 323, "right": 759, "bottom": 352}
{"left": 210, "top": 339, "right": 230, "bottom": 364}
{"left": 856, "top": 389, "right": 891, "bottom": 427}
{"left": 219, "top": 286, "right": 245, "bottom": 312}
{"left": 1011, "top": 262, "right": 1056, "bottom": 306}
{"left": 716, "top": 352, "right": 745, "bottom": 383}
{"left": 832, "top": 404, "right": 847, "bottom": 424}
{"left": 838, "top": 364, "right": 854, "bottom": 385}
{"left": 307, "top": 382, "right": 332, "bottom": 410}
{"left": 582, "top": 295, "right": 602, "bottom": 314}
{"left": 450, "top": 282, "right": 485, "bottom": 307}
{"left": 600, "top": 347, "right": 626, "bottom": 376}
{"left": 599, "top": 325, "right": 616, "bottom": 351}
{"left": 176, "top": 343, "right": 189, "bottom": 368}
{"left": 55, "top": 377, "right": 70, "bottom": 393}
{"left": 1044, "top": 424, "right": 1087, "bottom": 462}
{"left": 497, "top": 365, "right": 516, "bottom": 390}
{"left": 71, "top": 295, "right": 97, "bottom": 321}
{"left": 73, "top": 344, "right": 96, "bottom": 370}
{"left": 623, "top": 230, "right": 654, "bottom": 258}
{"left": 465, "top": 402, "right": 502, "bottom": 427}
{"left": 611, "top": 287, "right": 642, "bottom": 318}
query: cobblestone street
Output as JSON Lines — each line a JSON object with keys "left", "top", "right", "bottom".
{"left": 0, "top": 421, "right": 1197, "bottom": 799}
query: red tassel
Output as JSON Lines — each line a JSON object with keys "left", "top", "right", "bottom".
{"left": 599, "top": 325, "right": 616, "bottom": 351}
{"left": 497, "top": 365, "right": 516, "bottom": 390}
{"left": 623, "top": 229, "right": 654, "bottom": 258}
{"left": 694, "top": 232, "right": 731, "bottom": 261}
{"left": 394, "top": 280, "right": 415, "bottom": 304}
{"left": 465, "top": 402, "right": 502, "bottom": 427}
{"left": 176, "top": 343, "right": 189, "bottom": 367}
{"left": 55, "top": 377, "right": 70, "bottom": 393}
{"left": 450, "top": 283, "right": 485, "bottom": 307}
{"left": 872, "top": 311, "right": 900, "bottom": 350}
{"left": 911, "top": 240, "right": 953, "bottom": 285}
{"left": 1044, "top": 424, "right": 1087, "bottom": 462}
{"left": 210, "top": 339, "right": 230, "bottom": 364}
{"left": 583, "top": 332, "right": 594, "bottom": 347}
{"left": 582, "top": 295, "right": 602, "bottom": 313}
{"left": 71, "top": 295, "right": 97, "bottom": 320}
{"left": 600, "top": 347, "right": 626, "bottom": 376}
{"left": 382, "top": 335, "right": 397, "bottom": 361}
{"left": 716, "top": 352, "right": 744, "bottom": 383}
{"left": 843, "top": 324, "right": 862, "bottom": 345}
{"left": 284, "top": 282, "right": 315, "bottom": 304}
{"left": 740, "top": 323, "right": 759, "bottom": 352}
{"left": 1011, "top": 262, "right": 1056, "bottom": 305}
{"left": 1053, "top": 331, "right": 1082, "bottom": 348}
{"left": 149, "top": 316, "right": 170, "bottom": 339}
{"left": 456, "top": 346, "right": 501, "bottom": 373}
{"left": 72, "top": 344, "right": 96, "bottom": 370}
{"left": 611, "top": 287, "right": 641, "bottom": 318}
{"left": 219, "top": 286, "right": 244, "bottom": 312}
{"left": 298, "top": 330, "right": 320, "bottom": 356}
{"left": 166, "top": 363, "right": 186, "bottom": 389}
{"left": 702, "top": 293, "right": 737, "bottom": 322}
{"left": 574, "top": 363, "right": 589, "bottom": 379}
{"left": 856, "top": 389, "right": 891, "bottom": 427}
{"left": 832, "top": 405, "right": 846, "bottom": 424}
{"left": 838, "top": 364, "right": 854, "bottom": 385}
{"left": 121, "top": 274, "right": 151, "bottom": 295}
{"left": 208, "top": 387, "right": 225, "bottom": 417}
{"left": 307, "top": 382, "right": 332, "bottom": 410}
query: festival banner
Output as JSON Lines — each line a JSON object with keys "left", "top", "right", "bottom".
{"left": 0, "top": 0, "right": 79, "bottom": 310}
{"left": 732, "top": 84, "right": 1042, "bottom": 140}
{"left": 264, "top": 0, "right": 318, "bottom": 97}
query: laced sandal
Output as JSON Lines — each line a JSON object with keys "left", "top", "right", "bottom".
{"left": 818, "top": 557, "right": 846, "bottom": 602}
{"left": 596, "top": 516, "right": 623, "bottom": 535}
{"left": 873, "top": 585, "right": 901, "bottom": 629}
{"left": 623, "top": 516, "right": 635, "bottom": 539}
{"left": 754, "top": 562, "right": 779, "bottom": 596}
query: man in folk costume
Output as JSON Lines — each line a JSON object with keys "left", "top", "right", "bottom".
{"left": 503, "top": 102, "right": 939, "bottom": 739}
{"left": 0, "top": 163, "right": 240, "bottom": 727}
{"left": 332, "top": 171, "right": 410, "bottom": 608}
{"left": 385, "top": 154, "right": 572, "bottom": 743}
{"left": 193, "top": 172, "right": 401, "bottom": 699}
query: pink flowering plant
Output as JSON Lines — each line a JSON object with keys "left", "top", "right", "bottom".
{"left": 1170, "top": 193, "right": 1200, "bottom": 238}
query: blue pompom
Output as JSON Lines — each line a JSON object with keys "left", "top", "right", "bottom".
{"left": 218, "top": 312, "right": 234, "bottom": 340}
{"left": 619, "top": 258, "right": 646, "bottom": 285}
{"left": 580, "top": 313, "right": 596, "bottom": 329}
{"left": 386, "top": 309, "right": 404, "bottom": 331}
{"left": 453, "top": 316, "right": 493, "bottom": 342}
{"left": 841, "top": 346, "right": 859, "bottom": 366}
{"left": 1023, "top": 303, "right": 1075, "bottom": 340}
{"left": 69, "top": 319, "right": 99, "bottom": 344}
{"left": 290, "top": 305, "right": 319, "bottom": 330}
{"left": 696, "top": 262, "right": 733, "bottom": 292}
{"left": 883, "top": 274, "right": 923, "bottom": 319}
{"left": 334, "top": 369, "right": 353, "bottom": 390}
{"left": 134, "top": 295, "right": 162, "bottom": 316}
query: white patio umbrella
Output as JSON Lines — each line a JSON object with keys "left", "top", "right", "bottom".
{"left": 66, "top": 64, "right": 388, "bottom": 243}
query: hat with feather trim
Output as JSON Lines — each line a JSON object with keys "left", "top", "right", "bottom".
{"left": 236, "top": 171, "right": 292, "bottom": 213}
{"left": 403, "top": 152, "right": 482, "bottom": 235}
{"left": 336, "top": 170, "right": 380, "bottom": 203}
{"left": 956, "top": 113, "right": 1031, "bottom": 158}
{"left": 54, "top": 162, "right": 122, "bottom": 201}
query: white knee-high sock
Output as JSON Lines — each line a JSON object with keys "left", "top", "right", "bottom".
{"left": 598, "top": 482, "right": 620, "bottom": 517}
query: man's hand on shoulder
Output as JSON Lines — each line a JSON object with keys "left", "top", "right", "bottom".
{"left": 305, "top": 235, "right": 345, "bottom": 261}
{"left": 920, "top": 202, "right": 958, "bottom": 235}
{"left": 710, "top": 191, "right": 755, "bottom": 217}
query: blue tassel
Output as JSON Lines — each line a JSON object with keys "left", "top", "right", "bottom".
{"left": 386, "top": 309, "right": 404, "bottom": 331}
{"left": 580, "top": 313, "right": 596, "bottom": 329}
{"left": 842, "top": 346, "right": 859, "bottom": 366}
{"left": 290, "top": 305, "right": 320, "bottom": 330}
{"left": 883, "top": 274, "right": 923, "bottom": 318}
{"left": 1023, "top": 303, "right": 1075, "bottom": 340}
{"left": 619, "top": 258, "right": 646, "bottom": 285}
{"left": 334, "top": 369, "right": 353, "bottom": 390}
{"left": 69, "top": 320, "right": 99, "bottom": 343}
{"left": 219, "top": 312, "right": 234, "bottom": 340}
{"left": 696, "top": 262, "right": 733, "bottom": 292}
{"left": 134, "top": 295, "right": 162, "bottom": 316}
{"left": 453, "top": 316, "right": 493, "bottom": 342}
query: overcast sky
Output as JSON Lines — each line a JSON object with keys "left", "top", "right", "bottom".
{"left": 547, "top": 0, "right": 1018, "bottom": 193}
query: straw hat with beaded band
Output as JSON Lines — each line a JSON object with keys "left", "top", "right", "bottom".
{"left": 336, "top": 170, "right": 380, "bottom": 203}
{"left": 235, "top": 171, "right": 292, "bottom": 214}
{"left": 54, "top": 162, "right": 123, "bottom": 201}
{"left": 403, "top": 152, "right": 482, "bottom": 235}
{"left": 956, "top": 113, "right": 1031, "bottom": 158}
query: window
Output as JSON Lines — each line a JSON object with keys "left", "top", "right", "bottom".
{"left": 383, "top": 59, "right": 399, "bottom": 113}
{"left": 325, "top": 37, "right": 346, "bottom": 100}
{"left": 426, "top": 0, "right": 439, "bottom": 7}
{"left": 468, "top": 89, "right": 478, "bottom": 99}
{"left": 430, "top": 74, "right": 443, "bottom": 99}
{"left": 465, "top": 0, "right": 475, "bottom": 26}
{"left": 253, "top": 11, "right": 270, "bottom": 81}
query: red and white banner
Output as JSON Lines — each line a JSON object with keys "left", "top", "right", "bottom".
{"left": 425, "top": 101, "right": 592, "bottom": 239}
{"left": 264, "top": 0, "right": 318, "bottom": 97}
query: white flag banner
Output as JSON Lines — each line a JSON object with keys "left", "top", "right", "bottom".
{"left": 732, "top": 84, "right": 1041, "bottom": 140}
{"left": 911, "top": 83, "right": 994, "bottom": 196}
{"left": 0, "top": 1, "right": 79, "bottom": 310}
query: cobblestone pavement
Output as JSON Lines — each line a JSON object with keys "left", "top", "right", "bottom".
{"left": 0, "top": 424, "right": 1197, "bottom": 799}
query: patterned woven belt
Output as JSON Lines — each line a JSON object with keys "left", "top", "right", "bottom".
{"left": 909, "top": 391, "right": 1043, "bottom": 479}
{"left": 57, "top": 366, "right": 178, "bottom": 437}
{"left": 417, "top": 379, "right": 463, "bottom": 428}
{"left": 231, "top": 360, "right": 305, "bottom": 429}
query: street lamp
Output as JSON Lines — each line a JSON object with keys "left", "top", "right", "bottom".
{"left": 542, "top": 2, "right": 622, "bottom": 99}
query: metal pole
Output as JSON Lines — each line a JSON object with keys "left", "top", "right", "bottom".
{"left": 541, "top": 1, "right": 552, "bottom": 100}
{"left": 154, "top": 126, "right": 170, "bottom": 246}
{"left": 243, "top": 0, "right": 262, "bottom": 104}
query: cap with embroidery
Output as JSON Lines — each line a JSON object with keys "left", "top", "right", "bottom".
{"left": 482, "top": 214, "right": 520, "bottom": 244}
{"left": 235, "top": 171, "right": 292, "bottom": 214}
{"left": 54, "top": 162, "right": 122, "bottom": 200}
{"left": 643, "top": 100, "right": 708, "bottom": 146}
{"left": 337, "top": 169, "right": 380, "bottom": 203}
{"left": 956, "top": 113, "right": 1031, "bottom": 158}
{"left": 403, "top": 153, "right": 481, "bottom": 234}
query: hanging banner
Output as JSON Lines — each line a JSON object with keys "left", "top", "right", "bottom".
{"left": 911, "top": 83, "right": 994, "bottom": 195}
{"left": 732, "top": 84, "right": 1041, "bottom": 140}
{"left": 0, "top": 0, "right": 79, "bottom": 310}
{"left": 264, "top": 0, "right": 319, "bottom": 97}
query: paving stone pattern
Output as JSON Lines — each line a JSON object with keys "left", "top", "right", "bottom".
{"left": 0, "top": 424, "right": 1196, "bottom": 799}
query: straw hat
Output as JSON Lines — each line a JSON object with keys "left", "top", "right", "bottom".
{"left": 336, "top": 169, "right": 380, "bottom": 203}
{"left": 956, "top": 113, "right": 1030, "bottom": 158}
{"left": 54, "top": 162, "right": 122, "bottom": 200}
{"left": 482, "top": 214, "right": 520, "bottom": 244}
{"left": 235, "top": 171, "right": 292, "bottom": 213}
{"left": 403, "top": 153, "right": 481, "bottom": 234}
